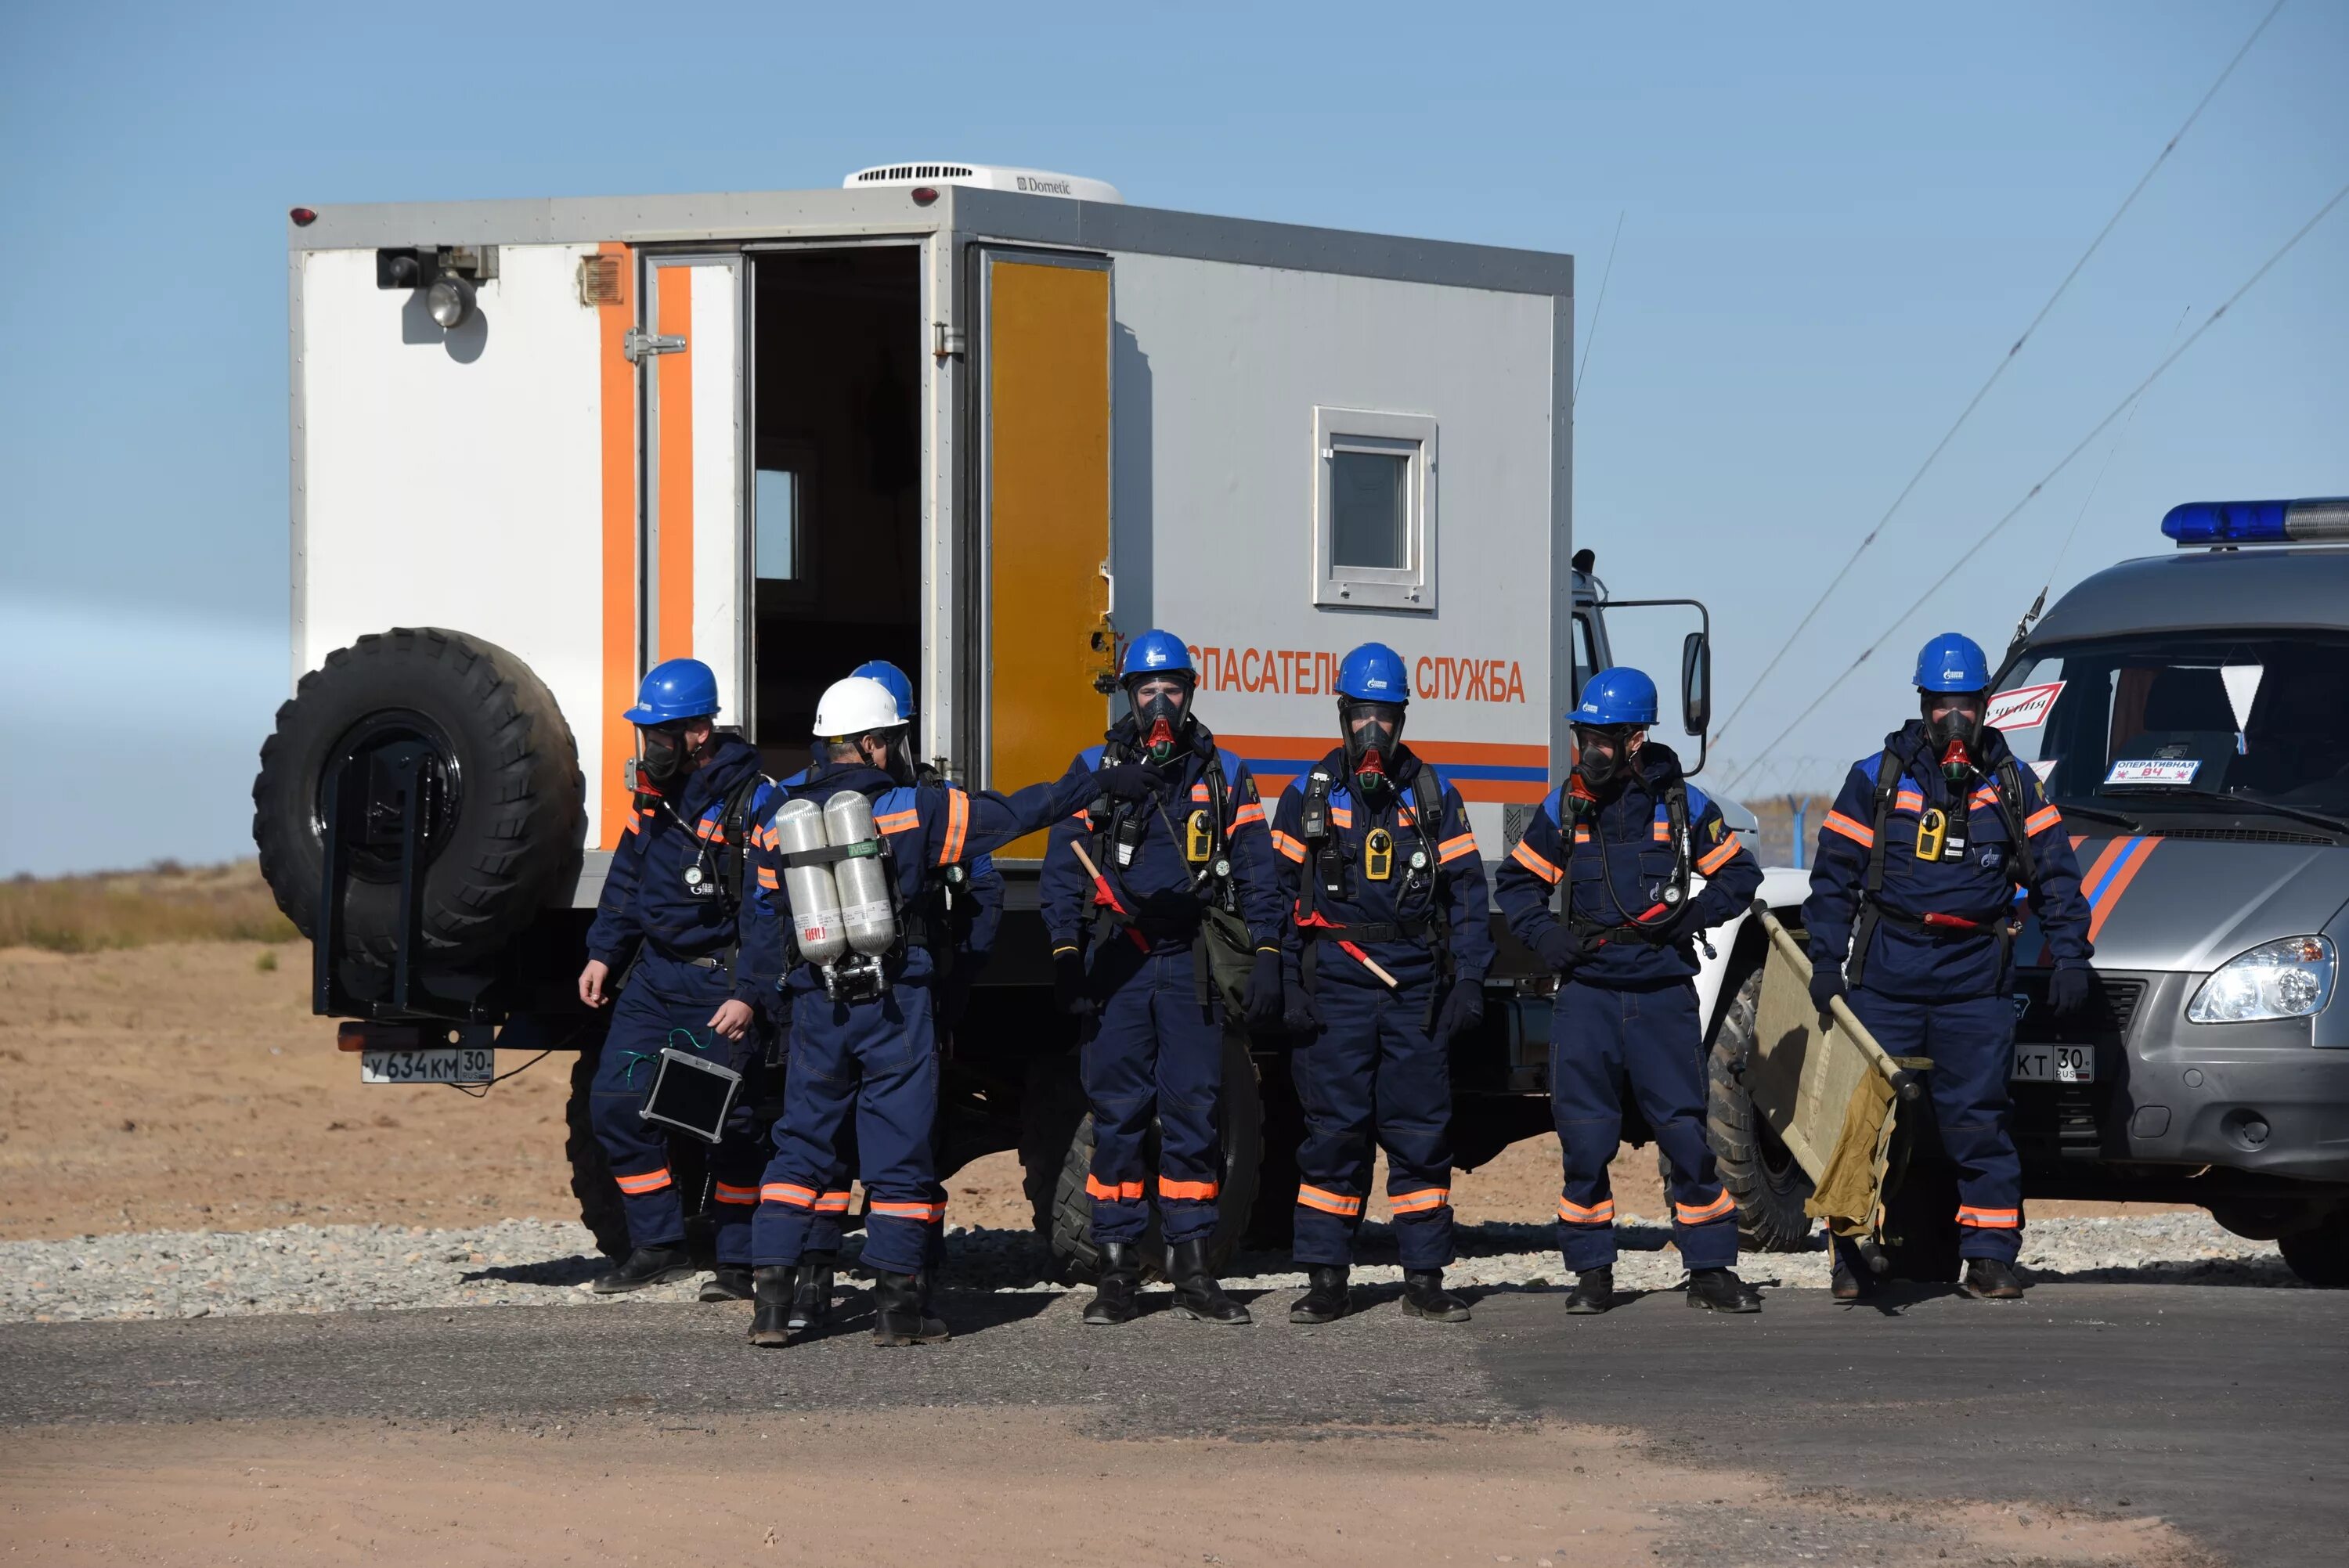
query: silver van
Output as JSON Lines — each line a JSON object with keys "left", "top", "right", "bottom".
{"left": 1989, "top": 496, "right": 2349, "bottom": 1285}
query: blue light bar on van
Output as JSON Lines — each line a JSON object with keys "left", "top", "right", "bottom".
{"left": 2162, "top": 497, "right": 2349, "bottom": 546}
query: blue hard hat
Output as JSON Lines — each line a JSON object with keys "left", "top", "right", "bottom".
{"left": 1337, "top": 642, "right": 1411, "bottom": 703}
{"left": 1120, "top": 629, "right": 1195, "bottom": 681}
{"left": 850, "top": 659, "right": 915, "bottom": 721}
{"left": 622, "top": 658, "right": 720, "bottom": 725}
{"left": 1914, "top": 632, "right": 1990, "bottom": 694}
{"left": 1570, "top": 667, "right": 1658, "bottom": 727}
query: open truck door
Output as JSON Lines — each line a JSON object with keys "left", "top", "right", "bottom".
{"left": 976, "top": 249, "right": 1117, "bottom": 858}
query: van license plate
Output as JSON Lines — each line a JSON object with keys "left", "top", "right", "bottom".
{"left": 2011, "top": 1043, "right": 2093, "bottom": 1084}
{"left": 361, "top": 1047, "right": 493, "bottom": 1085}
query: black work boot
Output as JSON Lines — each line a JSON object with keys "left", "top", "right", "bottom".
{"left": 1084, "top": 1242, "right": 1143, "bottom": 1326}
{"left": 1401, "top": 1268, "right": 1472, "bottom": 1323}
{"left": 1961, "top": 1257, "right": 2026, "bottom": 1300}
{"left": 590, "top": 1245, "right": 696, "bottom": 1296}
{"left": 748, "top": 1266, "right": 794, "bottom": 1346}
{"left": 788, "top": 1251, "right": 838, "bottom": 1332}
{"left": 871, "top": 1270, "right": 950, "bottom": 1346}
{"left": 1167, "top": 1238, "right": 1251, "bottom": 1326}
{"left": 1687, "top": 1267, "right": 1763, "bottom": 1313}
{"left": 699, "top": 1266, "right": 755, "bottom": 1303}
{"left": 1563, "top": 1266, "right": 1615, "bottom": 1315}
{"left": 1289, "top": 1265, "right": 1351, "bottom": 1325}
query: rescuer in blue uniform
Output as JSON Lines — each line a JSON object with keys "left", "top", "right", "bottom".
{"left": 760, "top": 660, "right": 1005, "bottom": 1336}
{"left": 1803, "top": 632, "right": 2095, "bottom": 1302}
{"left": 1269, "top": 642, "right": 1494, "bottom": 1325}
{"left": 1493, "top": 667, "right": 1765, "bottom": 1314}
{"left": 1041, "top": 630, "right": 1289, "bottom": 1328}
{"left": 749, "top": 676, "right": 1137, "bottom": 1347}
{"left": 578, "top": 658, "right": 785, "bottom": 1301}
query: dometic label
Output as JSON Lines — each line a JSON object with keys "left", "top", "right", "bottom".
{"left": 1987, "top": 680, "right": 2065, "bottom": 731}
{"left": 1179, "top": 643, "right": 1525, "bottom": 704}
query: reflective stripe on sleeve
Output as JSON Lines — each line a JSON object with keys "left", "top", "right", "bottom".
{"left": 1695, "top": 833, "right": 1743, "bottom": 875}
{"left": 1821, "top": 810, "right": 1875, "bottom": 848}
{"left": 1438, "top": 831, "right": 1478, "bottom": 864}
{"left": 1510, "top": 838, "right": 1563, "bottom": 884}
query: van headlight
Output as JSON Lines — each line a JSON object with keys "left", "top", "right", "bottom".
{"left": 2187, "top": 935, "right": 2336, "bottom": 1023}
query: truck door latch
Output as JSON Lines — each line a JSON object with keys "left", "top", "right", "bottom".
{"left": 622, "top": 329, "right": 687, "bottom": 362}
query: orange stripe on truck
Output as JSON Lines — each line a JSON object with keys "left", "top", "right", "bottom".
{"left": 655, "top": 264, "right": 695, "bottom": 664}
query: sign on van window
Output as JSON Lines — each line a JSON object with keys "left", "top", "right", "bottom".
{"left": 2106, "top": 758, "right": 2201, "bottom": 787}
{"left": 1987, "top": 680, "right": 2064, "bottom": 731}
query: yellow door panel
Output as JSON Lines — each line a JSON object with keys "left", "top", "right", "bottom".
{"left": 985, "top": 254, "right": 1114, "bottom": 859}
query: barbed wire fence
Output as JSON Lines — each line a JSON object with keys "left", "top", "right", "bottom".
{"left": 1706, "top": 755, "right": 1842, "bottom": 867}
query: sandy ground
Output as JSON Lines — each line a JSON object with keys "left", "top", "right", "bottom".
{"left": 0, "top": 1409, "right": 2204, "bottom": 1568}
{"left": 0, "top": 943, "right": 2177, "bottom": 1244}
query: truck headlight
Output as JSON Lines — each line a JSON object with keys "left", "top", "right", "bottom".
{"left": 2187, "top": 935, "right": 2336, "bottom": 1023}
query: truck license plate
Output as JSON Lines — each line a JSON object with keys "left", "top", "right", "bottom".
{"left": 361, "top": 1047, "right": 494, "bottom": 1085}
{"left": 2011, "top": 1043, "right": 2094, "bottom": 1084}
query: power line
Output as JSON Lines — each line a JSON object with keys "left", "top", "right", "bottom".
{"left": 1725, "top": 179, "right": 2348, "bottom": 796}
{"left": 1575, "top": 209, "right": 1626, "bottom": 403}
{"left": 1709, "top": 0, "right": 2289, "bottom": 750}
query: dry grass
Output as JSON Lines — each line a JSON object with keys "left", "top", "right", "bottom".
{"left": 0, "top": 860, "right": 297, "bottom": 953}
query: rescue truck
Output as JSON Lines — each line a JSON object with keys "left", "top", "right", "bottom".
{"left": 254, "top": 164, "right": 1813, "bottom": 1271}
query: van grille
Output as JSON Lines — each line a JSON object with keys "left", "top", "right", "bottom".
{"left": 855, "top": 164, "right": 974, "bottom": 183}
{"left": 2139, "top": 826, "right": 2336, "bottom": 845}
{"left": 2014, "top": 974, "right": 2146, "bottom": 1043}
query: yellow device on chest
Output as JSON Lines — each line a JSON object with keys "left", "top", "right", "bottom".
{"left": 1915, "top": 807, "right": 1948, "bottom": 861}
{"left": 1364, "top": 827, "right": 1395, "bottom": 881}
{"left": 1185, "top": 809, "right": 1214, "bottom": 864}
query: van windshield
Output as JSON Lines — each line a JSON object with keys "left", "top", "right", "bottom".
{"left": 1994, "top": 632, "right": 2349, "bottom": 824}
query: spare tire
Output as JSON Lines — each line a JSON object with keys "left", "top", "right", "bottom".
{"left": 1704, "top": 962, "right": 1818, "bottom": 1253}
{"left": 254, "top": 627, "right": 584, "bottom": 965}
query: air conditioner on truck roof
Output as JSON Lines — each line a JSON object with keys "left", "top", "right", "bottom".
{"left": 843, "top": 162, "right": 1124, "bottom": 204}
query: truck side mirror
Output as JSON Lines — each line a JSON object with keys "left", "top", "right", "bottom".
{"left": 1681, "top": 631, "right": 1712, "bottom": 736}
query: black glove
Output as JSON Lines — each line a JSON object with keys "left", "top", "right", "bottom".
{"left": 1809, "top": 961, "right": 1846, "bottom": 1015}
{"left": 2048, "top": 964, "right": 2093, "bottom": 1017}
{"left": 1283, "top": 985, "right": 1322, "bottom": 1036}
{"left": 1095, "top": 762, "right": 1157, "bottom": 800}
{"left": 1535, "top": 925, "right": 1593, "bottom": 974}
{"left": 1243, "top": 949, "right": 1286, "bottom": 1031}
{"left": 1434, "top": 979, "right": 1486, "bottom": 1042}
{"left": 1052, "top": 948, "right": 1095, "bottom": 1018}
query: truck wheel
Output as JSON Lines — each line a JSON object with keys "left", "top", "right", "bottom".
{"left": 1047, "top": 1030, "right": 1262, "bottom": 1283}
{"left": 1016, "top": 1048, "right": 1089, "bottom": 1236}
{"left": 1703, "top": 963, "right": 1817, "bottom": 1252}
{"left": 2279, "top": 1213, "right": 2349, "bottom": 1289}
{"left": 253, "top": 627, "right": 584, "bottom": 965}
{"left": 565, "top": 1046, "right": 630, "bottom": 1260}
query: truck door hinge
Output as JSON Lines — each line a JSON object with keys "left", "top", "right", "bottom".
{"left": 933, "top": 322, "right": 966, "bottom": 362}
{"left": 622, "top": 329, "right": 687, "bottom": 362}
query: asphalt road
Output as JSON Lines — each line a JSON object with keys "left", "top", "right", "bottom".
{"left": 6, "top": 1280, "right": 2344, "bottom": 1566}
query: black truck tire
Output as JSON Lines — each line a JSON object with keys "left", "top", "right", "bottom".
{"left": 565, "top": 1046, "right": 631, "bottom": 1260}
{"left": 1703, "top": 963, "right": 1818, "bottom": 1253}
{"left": 2279, "top": 1212, "right": 2349, "bottom": 1289}
{"left": 1047, "top": 1030, "right": 1262, "bottom": 1283}
{"left": 254, "top": 627, "right": 583, "bottom": 965}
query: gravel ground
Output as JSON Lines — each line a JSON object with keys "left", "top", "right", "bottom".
{"left": 0, "top": 1211, "right": 2299, "bottom": 1322}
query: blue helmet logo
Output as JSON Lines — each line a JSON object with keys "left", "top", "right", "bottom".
{"left": 1336, "top": 642, "right": 1410, "bottom": 702}
{"left": 622, "top": 658, "right": 720, "bottom": 725}
{"left": 1913, "top": 632, "right": 1990, "bottom": 694}
{"left": 850, "top": 659, "right": 915, "bottom": 722}
{"left": 1120, "top": 629, "right": 1195, "bottom": 680}
{"left": 1570, "top": 667, "right": 1658, "bottom": 727}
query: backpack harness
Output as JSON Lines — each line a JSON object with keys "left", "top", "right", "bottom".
{"left": 633, "top": 764, "right": 772, "bottom": 978}
{"left": 1843, "top": 747, "right": 2038, "bottom": 991}
{"left": 1293, "top": 760, "right": 1456, "bottom": 1012}
{"left": 1082, "top": 726, "right": 1246, "bottom": 1011}
{"left": 1557, "top": 777, "right": 1695, "bottom": 946}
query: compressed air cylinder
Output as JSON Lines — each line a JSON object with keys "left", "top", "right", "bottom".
{"left": 772, "top": 797, "right": 846, "bottom": 965}
{"left": 823, "top": 791, "right": 899, "bottom": 958}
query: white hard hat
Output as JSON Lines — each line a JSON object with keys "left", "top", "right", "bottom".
{"left": 813, "top": 675, "right": 905, "bottom": 739}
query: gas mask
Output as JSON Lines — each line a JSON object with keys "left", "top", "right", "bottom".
{"left": 1923, "top": 696, "right": 1983, "bottom": 784}
{"left": 1340, "top": 700, "right": 1405, "bottom": 798}
{"left": 1128, "top": 676, "right": 1193, "bottom": 766}
{"left": 1574, "top": 726, "right": 1634, "bottom": 791}
{"left": 860, "top": 728, "right": 916, "bottom": 784}
{"left": 637, "top": 726, "right": 690, "bottom": 785}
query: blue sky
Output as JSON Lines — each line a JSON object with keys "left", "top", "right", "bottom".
{"left": 2, "top": 1, "right": 2343, "bottom": 875}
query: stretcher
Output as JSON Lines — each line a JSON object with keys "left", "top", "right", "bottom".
{"left": 1745, "top": 906, "right": 1939, "bottom": 1279}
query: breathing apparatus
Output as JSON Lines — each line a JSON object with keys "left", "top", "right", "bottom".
{"left": 1572, "top": 726, "right": 1634, "bottom": 792}
{"left": 1912, "top": 633, "right": 1991, "bottom": 784}
{"left": 1128, "top": 673, "right": 1193, "bottom": 765}
{"left": 1340, "top": 698, "right": 1405, "bottom": 798}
